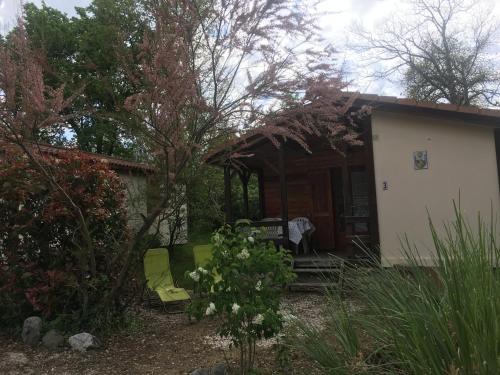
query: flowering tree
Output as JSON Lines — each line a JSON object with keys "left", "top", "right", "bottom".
{"left": 0, "top": 22, "right": 136, "bottom": 328}
{"left": 0, "top": 22, "right": 90, "bottom": 250}
{"left": 187, "top": 225, "right": 295, "bottom": 374}
{"left": 1, "top": 1, "right": 368, "bottom": 316}
{"left": 116, "top": 0, "right": 364, "bottom": 297}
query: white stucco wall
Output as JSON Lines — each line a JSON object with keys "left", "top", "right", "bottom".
{"left": 371, "top": 110, "right": 500, "bottom": 266}
{"left": 119, "top": 173, "right": 148, "bottom": 233}
{"left": 118, "top": 172, "right": 188, "bottom": 245}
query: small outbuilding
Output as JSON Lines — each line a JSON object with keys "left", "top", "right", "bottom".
{"left": 1, "top": 144, "right": 187, "bottom": 246}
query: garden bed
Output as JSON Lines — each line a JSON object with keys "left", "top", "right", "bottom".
{"left": 0, "top": 293, "right": 325, "bottom": 375}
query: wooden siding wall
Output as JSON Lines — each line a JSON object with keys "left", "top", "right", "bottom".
{"left": 260, "top": 146, "right": 371, "bottom": 251}
{"left": 262, "top": 147, "right": 368, "bottom": 219}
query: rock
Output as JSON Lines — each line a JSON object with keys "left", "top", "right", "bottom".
{"left": 190, "top": 363, "right": 226, "bottom": 375}
{"left": 68, "top": 332, "right": 101, "bottom": 352}
{"left": 22, "top": 316, "right": 42, "bottom": 346}
{"left": 42, "top": 329, "right": 64, "bottom": 351}
{"left": 190, "top": 368, "right": 210, "bottom": 375}
{"left": 5, "top": 352, "right": 29, "bottom": 366}
{"left": 211, "top": 363, "right": 227, "bottom": 375}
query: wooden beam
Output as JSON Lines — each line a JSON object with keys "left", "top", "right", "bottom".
{"left": 341, "top": 156, "right": 352, "bottom": 250}
{"left": 257, "top": 168, "right": 265, "bottom": 219}
{"left": 278, "top": 141, "right": 290, "bottom": 249}
{"left": 238, "top": 170, "right": 251, "bottom": 219}
{"left": 224, "top": 165, "right": 233, "bottom": 223}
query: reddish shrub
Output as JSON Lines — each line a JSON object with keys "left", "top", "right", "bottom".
{"left": 0, "top": 150, "right": 130, "bottom": 329}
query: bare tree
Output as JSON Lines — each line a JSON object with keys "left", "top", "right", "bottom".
{"left": 353, "top": 0, "right": 500, "bottom": 106}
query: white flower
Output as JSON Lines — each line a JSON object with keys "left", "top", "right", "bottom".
{"left": 255, "top": 280, "right": 262, "bottom": 291}
{"left": 18, "top": 234, "right": 24, "bottom": 242}
{"left": 18, "top": 204, "right": 24, "bottom": 211}
{"left": 189, "top": 271, "right": 200, "bottom": 282}
{"left": 213, "top": 233, "right": 222, "bottom": 244}
{"left": 279, "top": 310, "right": 297, "bottom": 323}
{"left": 247, "top": 236, "right": 255, "bottom": 243}
{"left": 226, "top": 286, "right": 231, "bottom": 292}
{"left": 236, "top": 248, "right": 250, "bottom": 260}
{"left": 197, "top": 267, "right": 208, "bottom": 275}
{"left": 252, "top": 314, "right": 264, "bottom": 325}
{"left": 205, "top": 302, "right": 216, "bottom": 316}
{"left": 232, "top": 303, "right": 240, "bottom": 314}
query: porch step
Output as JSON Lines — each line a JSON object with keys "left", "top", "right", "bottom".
{"left": 293, "top": 268, "right": 339, "bottom": 274}
{"left": 290, "top": 255, "right": 346, "bottom": 292}
{"left": 293, "top": 256, "right": 344, "bottom": 268}
{"left": 289, "top": 282, "right": 333, "bottom": 292}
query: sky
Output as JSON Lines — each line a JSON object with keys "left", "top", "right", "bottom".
{"left": 1, "top": 0, "right": 500, "bottom": 97}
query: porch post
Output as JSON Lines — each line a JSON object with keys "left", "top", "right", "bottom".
{"left": 224, "top": 165, "right": 233, "bottom": 223}
{"left": 257, "top": 168, "right": 265, "bottom": 219}
{"left": 278, "top": 140, "right": 290, "bottom": 249}
{"left": 239, "top": 170, "right": 251, "bottom": 219}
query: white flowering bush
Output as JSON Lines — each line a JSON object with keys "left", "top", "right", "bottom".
{"left": 186, "top": 224, "right": 295, "bottom": 374}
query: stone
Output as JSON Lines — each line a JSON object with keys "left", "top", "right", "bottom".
{"left": 22, "top": 316, "right": 42, "bottom": 346}
{"left": 42, "top": 329, "right": 64, "bottom": 351}
{"left": 211, "top": 363, "right": 227, "bottom": 375}
{"left": 190, "top": 368, "right": 210, "bottom": 375}
{"left": 190, "top": 363, "right": 227, "bottom": 375}
{"left": 68, "top": 332, "right": 101, "bottom": 352}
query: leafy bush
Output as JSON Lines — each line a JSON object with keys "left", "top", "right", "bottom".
{"left": 187, "top": 224, "right": 296, "bottom": 374}
{"left": 295, "top": 207, "right": 500, "bottom": 374}
{"left": 0, "top": 151, "right": 130, "bottom": 331}
{"left": 185, "top": 163, "right": 225, "bottom": 233}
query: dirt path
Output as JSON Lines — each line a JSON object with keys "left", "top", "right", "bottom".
{"left": 0, "top": 293, "right": 325, "bottom": 375}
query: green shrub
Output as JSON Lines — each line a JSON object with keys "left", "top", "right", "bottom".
{"left": 295, "top": 207, "right": 500, "bottom": 374}
{"left": 0, "top": 151, "right": 131, "bottom": 332}
{"left": 187, "top": 224, "right": 296, "bottom": 374}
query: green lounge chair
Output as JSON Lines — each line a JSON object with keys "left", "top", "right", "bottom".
{"left": 144, "top": 248, "right": 190, "bottom": 304}
{"left": 193, "top": 244, "right": 222, "bottom": 283}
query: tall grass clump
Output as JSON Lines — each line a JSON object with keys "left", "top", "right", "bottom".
{"left": 294, "top": 207, "right": 500, "bottom": 374}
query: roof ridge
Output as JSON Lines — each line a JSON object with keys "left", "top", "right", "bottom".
{"left": 1, "top": 141, "right": 154, "bottom": 172}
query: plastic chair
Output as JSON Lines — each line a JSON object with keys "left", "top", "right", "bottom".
{"left": 144, "top": 248, "right": 190, "bottom": 306}
{"left": 193, "top": 244, "right": 222, "bottom": 283}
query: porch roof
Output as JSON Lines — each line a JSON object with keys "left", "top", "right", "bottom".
{"left": 206, "top": 92, "right": 500, "bottom": 167}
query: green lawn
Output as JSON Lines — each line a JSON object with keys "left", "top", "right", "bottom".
{"left": 170, "top": 230, "right": 211, "bottom": 289}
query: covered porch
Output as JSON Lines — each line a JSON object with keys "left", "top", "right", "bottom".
{"left": 207, "top": 120, "right": 380, "bottom": 261}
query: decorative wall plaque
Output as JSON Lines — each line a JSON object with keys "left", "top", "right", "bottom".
{"left": 413, "top": 151, "right": 428, "bottom": 170}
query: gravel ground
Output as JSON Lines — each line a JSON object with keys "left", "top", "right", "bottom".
{"left": 0, "top": 293, "right": 326, "bottom": 375}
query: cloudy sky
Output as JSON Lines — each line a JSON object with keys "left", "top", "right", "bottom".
{"left": 1, "top": 0, "right": 500, "bottom": 97}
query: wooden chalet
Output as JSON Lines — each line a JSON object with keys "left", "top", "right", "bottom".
{"left": 207, "top": 93, "right": 500, "bottom": 266}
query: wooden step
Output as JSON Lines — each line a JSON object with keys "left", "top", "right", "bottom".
{"left": 289, "top": 282, "right": 335, "bottom": 291}
{"left": 293, "top": 261, "right": 344, "bottom": 269}
{"left": 293, "top": 260, "right": 343, "bottom": 268}
{"left": 293, "top": 268, "right": 341, "bottom": 273}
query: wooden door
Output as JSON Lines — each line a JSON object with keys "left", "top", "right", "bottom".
{"left": 308, "top": 170, "right": 335, "bottom": 250}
